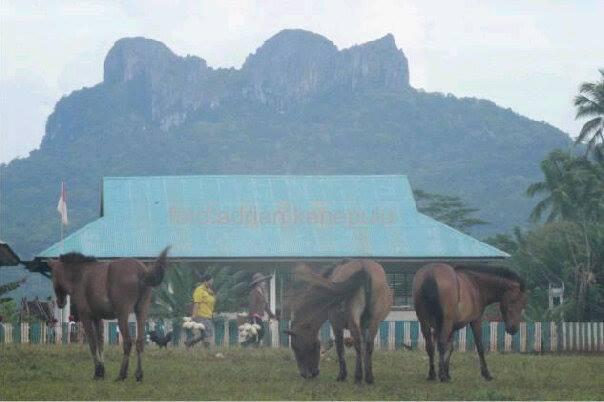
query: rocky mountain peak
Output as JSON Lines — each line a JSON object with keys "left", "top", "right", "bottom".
{"left": 338, "top": 33, "right": 409, "bottom": 90}
{"left": 98, "top": 31, "right": 410, "bottom": 124}
{"left": 240, "top": 30, "right": 410, "bottom": 106}
{"left": 103, "top": 37, "right": 207, "bottom": 84}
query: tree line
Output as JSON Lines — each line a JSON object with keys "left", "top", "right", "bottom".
{"left": 487, "top": 69, "right": 604, "bottom": 321}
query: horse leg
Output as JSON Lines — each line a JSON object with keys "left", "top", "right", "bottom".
{"left": 134, "top": 306, "right": 148, "bottom": 382}
{"left": 333, "top": 326, "right": 347, "bottom": 381}
{"left": 420, "top": 321, "right": 436, "bottom": 381}
{"left": 471, "top": 320, "right": 492, "bottom": 380}
{"left": 437, "top": 322, "right": 453, "bottom": 382}
{"left": 116, "top": 314, "right": 132, "bottom": 381}
{"left": 363, "top": 327, "right": 375, "bottom": 384}
{"left": 93, "top": 319, "right": 105, "bottom": 378}
{"left": 444, "top": 333, "right": 454, "bottom": 381}
{"left": 82, "top": 317, "right": 101, "bottom": 379}
{"left": 349, "top": 324, "right": 363, "bottom": 384}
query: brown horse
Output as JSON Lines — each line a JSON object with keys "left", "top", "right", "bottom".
{"left": 285, "top": 260, "right": 392, "bottom": 384}
{"left": 49, "top": 247, "right": 169, "bottom": 381}
{"left": 413, "top": 263, "right": 527, "bottom": 382}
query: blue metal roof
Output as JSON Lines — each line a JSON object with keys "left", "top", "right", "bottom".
{"left": 37, "top": 175, "right": 507, "bottom": 259}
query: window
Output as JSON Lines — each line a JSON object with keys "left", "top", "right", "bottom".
{"left": 386, "top": 272, "right": 414, "bottom": 307}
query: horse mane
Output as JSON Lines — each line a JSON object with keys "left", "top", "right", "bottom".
{"left": 455, "top": 264, "right": 525, "bottom": 291}
{"left": 59, "top": 252, "right": 97, "bottom": 264}
{"left": 286, "top": 285, "right": 340, "bottom": 330}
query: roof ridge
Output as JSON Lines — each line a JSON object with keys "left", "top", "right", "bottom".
{"left": 103, "top": 174, "right": 409, "bottom": 180}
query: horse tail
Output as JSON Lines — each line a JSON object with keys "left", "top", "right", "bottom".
{"left": 419, "top": 275, "right": 443, "bottom": 332}
{"left": 143, "top": 246, "right": 170, "bottom": 287}
{"left": 360, "top": 270, "right": 373, "bottom": 330}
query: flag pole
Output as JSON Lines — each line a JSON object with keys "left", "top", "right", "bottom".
{"left": 58, "top": 180, "right": 70, "bottom": 324}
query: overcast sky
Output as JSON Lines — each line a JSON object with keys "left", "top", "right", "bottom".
{"left": 1, "top": 0, "right": 602, "bottom": 163}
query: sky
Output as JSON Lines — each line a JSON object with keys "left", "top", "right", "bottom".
{"left": 1, "top": 0, "right": 602, "bottom": 163}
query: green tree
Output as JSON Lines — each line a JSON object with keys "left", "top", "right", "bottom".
{"left": 150, "top": 264, "right": 198, "bottom": 319}
{"left": 508, "top": 223, "right": 603, "bottom": 321}
{"left": 0, "top": 278, "right": 25, "bottom": 322}
{"left": 525, "top": 150, "right": 604, "bottom": 320}
{"left": 574, "top": 69, "right": 604, "bottom": 157}
{"left": 414, "top": 189, "right": 487, "bottom": 233}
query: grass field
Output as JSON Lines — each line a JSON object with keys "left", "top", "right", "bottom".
{"left": 0, "top": 345, "right": 602, "bottom": 400}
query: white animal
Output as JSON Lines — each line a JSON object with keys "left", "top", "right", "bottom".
{"left": 182, "top": 317, "right": 205, "bottom": 332}
{"left": 238, "top": 323, "right": 262, "bottom": 343}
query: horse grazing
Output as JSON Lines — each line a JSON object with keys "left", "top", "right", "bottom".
{"left": 413, "top": 263, "right": 527, "bottom": 382}
{"left": 285, "top": 260, "right": 392, "bottom": 384}
{"left": 49, "top": 247, "right": 170, "bottom": 381}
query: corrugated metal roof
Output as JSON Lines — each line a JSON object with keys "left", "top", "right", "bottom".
{"left": 37, "top": 175, "right": 507, "bottom": 259}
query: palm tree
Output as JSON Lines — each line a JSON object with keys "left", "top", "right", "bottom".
{"left": 0, "top": 278, "right": 25, "bottom": 304}
{"left": 574, "top": 69, "right": 604, "bottom": 156}
{"left": 526, "top": 150, "right": 578, "bottom": 222}
{"left": 0, "top": 278, "right": 25, "bottom": 322}
{"left": 527, "top": 150, "right": 604, "bottom": 223}
{"left": 150, "top": 265, "right": 197, "bottom": 318}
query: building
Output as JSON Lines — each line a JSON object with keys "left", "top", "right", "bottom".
{"left": 35, "top": 175, "right": 507, "bottom": 320}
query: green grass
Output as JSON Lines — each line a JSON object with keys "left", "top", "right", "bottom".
{"left": 0, "top": 345, "right": 602, "bottom": 400}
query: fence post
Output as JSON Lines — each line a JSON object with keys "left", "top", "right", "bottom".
{"left": 489, "top": 322, "right": 497, "bottom": 352}
{"left": 459, "top": 327, "right": 466, "bottom": 352}
{"left": 534, "top": 322, "right": 541, "bottom": 352}
{"left": 388, "top": 321, "right": 395, "bottom": 351}
{"left": 403, "top": 321, "right": 411, "bottom": 349}
{"left": 22, "top": 323, "right": 29, "bottom": 344}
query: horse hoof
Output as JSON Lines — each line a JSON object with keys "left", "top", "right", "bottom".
{"left": 365, "top": 377, "right": 374, "bottom": 385}
{"left": 354, "top": 377, "right": 362, "bottom": 385}
{"left": 135, "top": 373, "right": 143, "bottom": 382}
{"left": 94, "top": 365, "right": 105, "bottom": 379}
{"left": 483, "top": 374, "right": 493, "bottom": 381}
{"left": 336, "top": 375, "right": 347, "bottom": 382}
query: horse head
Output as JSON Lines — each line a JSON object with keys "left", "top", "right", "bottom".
{"left": 284, "top": 326, "right": 320, "bottom": 379}
{"left": 47, "top": 260, "right": 69, "bottom": 308}
{"left": 499, "top": 282, "right": 527, "bottom": 335}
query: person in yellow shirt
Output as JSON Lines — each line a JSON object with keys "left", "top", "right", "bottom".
{"left": 185, "top": 274, "right": 215, "bottom": 348}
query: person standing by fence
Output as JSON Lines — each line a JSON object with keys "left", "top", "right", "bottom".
{"left": 185, "top": 274, "right": 215, "bottom": 348}
{"left": 248, "top": 273, "right": 276, "bottom": 346}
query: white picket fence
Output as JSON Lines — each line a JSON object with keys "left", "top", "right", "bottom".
{"left": 1, "top": 320, "right": 603, "bottom": 353}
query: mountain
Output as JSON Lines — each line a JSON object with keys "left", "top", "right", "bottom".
{"left": 1, "top": 29, "right": 571, "bottom": 262}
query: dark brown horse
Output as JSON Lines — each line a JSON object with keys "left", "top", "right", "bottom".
{"left": 285, "top": 260, "right": 392, "bottom": 384}
{"left": 413, "top": 263, "right": 527, "bottom": 382}
{"left": 49, "top": 247, "right": 169, "bottom": 381}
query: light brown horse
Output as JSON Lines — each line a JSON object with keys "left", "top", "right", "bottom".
{"left": 413, "top": 263, "right": 527, "bottom": 382}
{"left": 285, "top": 260, "right": 392, "bottom": 384}
{"left": 49, "top": 247, "right": 169, "bottom": 381}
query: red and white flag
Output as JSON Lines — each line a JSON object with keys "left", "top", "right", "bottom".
{"left": 57, "top": 181, "right": 68, "bottom": 225}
